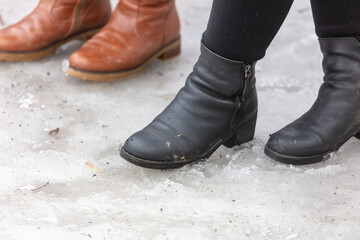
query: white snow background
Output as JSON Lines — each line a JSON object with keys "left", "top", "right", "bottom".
{"left": 0, "top": 0, "right": 359, "bottom": 239}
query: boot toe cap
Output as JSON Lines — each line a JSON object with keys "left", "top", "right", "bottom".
{"left": 69, "top": 44, "right": 122, "bottom": 72}
{"left": 0, "top": 32, "right": 22, "bottom": 52}
{"left": 0, "top": 27, "right": 46, "bottom": 52}
{"left": 266, "top": 126, "right": 325, "bottom": 158}
{"left": 122, "top": 126, "right": 197, "bottom": 163}
{"left": 68, "top": 35, "right": 142, "bottom": 73}
{"left": 69, "top": 47, "right": 105, "bottom": 72}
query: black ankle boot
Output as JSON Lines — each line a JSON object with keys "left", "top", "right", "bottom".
{"left": 120, "top": 43, "right": 258, "bottom": 169}
{"left": 265, "top": 37, "right": 360, "bottom": 165}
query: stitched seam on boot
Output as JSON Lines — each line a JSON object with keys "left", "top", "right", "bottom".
{"left": 161, "top": 0, "right": 172, "bottom": 46}
{"left": 65, "top": 0, "right": 81, "bottom": 38}
{"left": 134, "top": 0, "right": 141, "bottom": 38}
{"left": 50, "top": 0, "right": 79, "bottom": 36}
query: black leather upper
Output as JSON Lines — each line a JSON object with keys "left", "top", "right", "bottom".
{"left": 123, "top": 43, "right": 258, "bottom": 162}
{"left": 267, "top": 37, "right": 360, "bottom": 158}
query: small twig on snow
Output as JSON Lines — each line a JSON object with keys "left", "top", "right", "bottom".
{"left": 31, "top": 180, "right": 50, "bottom": 192}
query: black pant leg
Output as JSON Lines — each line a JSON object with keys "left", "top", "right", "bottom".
{"left": 202, "top": 0, "right": 294, "bottom": 62}
{"left": 311, "top": 0, "right": 360, "bottom": 41}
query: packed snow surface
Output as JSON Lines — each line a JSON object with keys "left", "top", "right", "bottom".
{"left": 0, "top": 0, "right": 359, "bottom": 239}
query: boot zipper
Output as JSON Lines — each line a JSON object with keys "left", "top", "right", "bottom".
{"left": 232, "top": 64, "right": 252, "bottom": 129}
{"left": 232, "top": 95, "right": 242, "bottom": 129}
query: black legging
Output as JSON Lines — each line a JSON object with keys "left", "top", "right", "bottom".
{"left": 202, "top": 0, "right": 360, "bottom": 63}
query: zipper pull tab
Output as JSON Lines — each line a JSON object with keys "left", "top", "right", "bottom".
{"left": 244, "top": 65, "right": 252, "bottom": 79}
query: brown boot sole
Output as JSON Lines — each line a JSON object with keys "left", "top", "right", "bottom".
{"left": 66, "top": 38, "right": 181, "bottom": 82}
{"left": 0, "top": 28, "right": 101, "bottom": 62}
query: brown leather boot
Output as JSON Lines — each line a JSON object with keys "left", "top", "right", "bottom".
{"left": 0, "top": 0, "right": 112, "bottom": 62}
{"left": 67, "top": 0, "right": 181, "bottom": 82}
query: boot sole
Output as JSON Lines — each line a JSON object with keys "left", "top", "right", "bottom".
{"left": 264, "top": 145, "right": 328, "bottom": 165}
{"left": 264, "top": 132, "right": 360, "bottom": 165}
{"left": 0, "top": 28, "right": 102, "bottom": 62}
{"left": 66, "top": 38, "right": 181, "bottom": 82}
{"left": 119, "top": 115, "right": 257, "bottom": 169}
{"left": 120, "top": 148, "right": 196, "bottom": 170}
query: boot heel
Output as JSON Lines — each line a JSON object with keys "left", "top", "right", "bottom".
{"left": 79, "top": 32, "right": 96, "bottom": 42}
{"left": 158, "top": 44, "right": 181, "bottom": 61}
{"left": 355, "top": 132, "right": 360, "bottom": 139}
{"left": 76, "top": 28, "right": 101, "bottom": 42}
{"left": 79, "top": 35, "right": 93, "bottom": 42}
{"left": 223, "top": 115, "right": 257, "bottom": 148}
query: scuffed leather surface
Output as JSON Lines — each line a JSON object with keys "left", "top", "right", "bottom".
{"left": 0, "top": 0, "right": 111, "bottom": 52}
{"left": 69, "top": 0, "right": 180, "bottom": 72}
{"left": 267, "top": 38, "right": 360, "bottom": 157}
{"left": 123, "top": 43, "right": 258, "bottom": 162}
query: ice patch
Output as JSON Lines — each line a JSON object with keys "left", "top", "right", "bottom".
{"left": 19, "top": 93, "right": 37, "bottom": 109}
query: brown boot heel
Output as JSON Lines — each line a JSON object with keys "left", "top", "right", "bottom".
{"left": 158, "top": 44, "right": 181, "bottom": 61}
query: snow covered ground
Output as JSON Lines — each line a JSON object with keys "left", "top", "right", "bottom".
{"left": 0, "top": 0, "right": 359, "bottom": 239}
